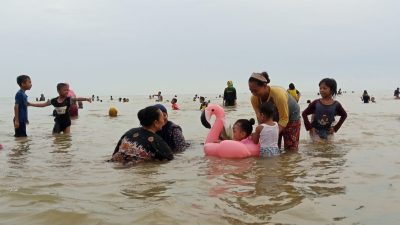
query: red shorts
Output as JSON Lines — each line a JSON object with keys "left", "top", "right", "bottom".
{"left": 279, "top": 119, "right": 301, "bottom": 151}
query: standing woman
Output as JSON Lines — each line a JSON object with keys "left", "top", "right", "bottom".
{"left": 248, "top": 72, "right": 301, "bottom": 150}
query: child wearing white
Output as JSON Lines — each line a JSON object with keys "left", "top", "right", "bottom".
{"left": 252, "top": 102, "right": 280, "bottom": 157}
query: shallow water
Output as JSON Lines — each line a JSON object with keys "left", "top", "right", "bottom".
{"left": 1, "top": 92, "right": 400, "bottom": 225}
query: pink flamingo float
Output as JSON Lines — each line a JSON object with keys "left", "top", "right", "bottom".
{"left": 201, "top": 104, "right": 260, "bottom": 158}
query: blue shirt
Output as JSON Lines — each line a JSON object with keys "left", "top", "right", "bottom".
{"left": 15, "top": 89, "right": 28, "bottom": 123}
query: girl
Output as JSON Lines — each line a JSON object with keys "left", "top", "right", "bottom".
{"left": 171, "top": 98, "right": 180, "bottom": 110}
{"left": 302, "top": 78, "right": 347, "bottom": 140}
{"left": 252, "top": 102, "right": 280, "bottom": 157}
{"left": 232, "top": 118, "right": 255, "bottom": 144}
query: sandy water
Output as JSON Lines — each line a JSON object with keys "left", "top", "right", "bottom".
{"left": 1, "top": 92, "right": 400, "bottom": 225}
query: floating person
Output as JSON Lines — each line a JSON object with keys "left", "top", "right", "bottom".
{"left": 153, "top": 91, "right": 163, "bottom": 102}
{"left": 394, "top": 87, "right": 400, "bottom": 99}
{"left": 111, "top": 105, "right": 174, "bottom": 164}
{"left": 287, "top": 83, "right": 301, "bottom": 102}
{"left": 302, "top": 78, "right": 347, "bottom": 141}
{"left": 361, "top": 90, "right": 370, "bottom": 103}
{"left": 193, "top": 94, "right": 198, "bottom": 101}
{"left": 110, "top": 96, "right": 113, "bottom": 101}
{"left": 199, "top": 96, "right": 208, "bottom": 110}
{"left": 223, "top": 80, "right": 237, "bottom": 106}
{"left": 171, "top": 98, "right": 180, "bottom": 110}
{"left": 39, "top": 93, "right": 45, "bottom": 101}
{"left": 371, "top": 96, "right": 376, "bottom": 103}
{"left": 338, "top": 88, "right": 342, "bottom": 95}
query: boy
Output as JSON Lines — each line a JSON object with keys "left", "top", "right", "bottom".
{"left": 14, "top": 75, "right": 46, "bottom": 137}
{"left": 35, "top": 83, "right": 92, "bottom": 134}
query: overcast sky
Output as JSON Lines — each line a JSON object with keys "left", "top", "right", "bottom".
{"left": 1, "top": 0, "right": 399, "bottom": 97}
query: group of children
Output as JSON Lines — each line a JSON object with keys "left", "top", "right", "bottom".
{"left": 227, "top": 77, "right": 347, "bottom": 157}
{"left": 13, "top": 75, "right": 91, "bottom": 137}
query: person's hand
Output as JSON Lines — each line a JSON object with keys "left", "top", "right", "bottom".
{"left": 309, "top": 128, "right": 316, "bottom": 136}
{"left": 328, "top": 127, "right": 335, "bottom": 134}
{"left": 14, "top": 120, "right": 19, "bottom": 129}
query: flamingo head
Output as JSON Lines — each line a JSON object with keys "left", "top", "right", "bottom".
{"left": 201, "top": 104, "right": 225, "bottom": 129}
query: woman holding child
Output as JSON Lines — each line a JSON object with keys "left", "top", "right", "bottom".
{"left": 248, "top": 72, "right": 301, "bottom": 151}
{"left": 111, "top": 105, "right": 174, "bottom": 164}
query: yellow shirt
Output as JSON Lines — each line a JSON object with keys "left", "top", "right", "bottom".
{"left": 251, "top": 86, "right": 296, "bottom": 127}
{"left": 287, "top": 89, "right": 299, "bottom": 102}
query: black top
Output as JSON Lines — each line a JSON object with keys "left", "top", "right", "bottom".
{"left": 51, "top": 97, "right": 71, "bottom": 123}
{"left": 112, "top": 127, "right": 173, "bottom": 164}
{"left": 156, "top": 121, "right": 188, "bottom": 153}
{"left": 223, "top": 87, "right": 237, "bottom": 106}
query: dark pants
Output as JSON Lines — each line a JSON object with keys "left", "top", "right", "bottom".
{"left": 14, "top": 122, "right": 27, "bottom": 137}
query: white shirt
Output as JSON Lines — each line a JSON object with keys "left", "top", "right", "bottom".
{"left": 259, "top": 122, "right": 279, "bottom": 149}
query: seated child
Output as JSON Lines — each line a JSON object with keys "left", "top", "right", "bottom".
{"left": 171, "top": 98, "right": 180, "bottom": 110}
{"left": 232, "top": 118, "right": 255, "bottom": 144}
{"left": 252, "top": 102, "right": 280, "bottom": 157}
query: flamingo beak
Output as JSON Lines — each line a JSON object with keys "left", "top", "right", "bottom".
{"left": 201, "top": 109, "right": 211, "bottom": 129}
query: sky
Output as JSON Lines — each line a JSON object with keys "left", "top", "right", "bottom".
{"left": 1, "top": 0, "right": 399, "bottom": 98}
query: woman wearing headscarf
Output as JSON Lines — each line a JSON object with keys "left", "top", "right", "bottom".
{"left": 248, "top": 72, "right": 301, "bottom": 150}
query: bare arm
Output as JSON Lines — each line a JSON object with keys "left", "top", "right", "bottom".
{"left": 252, "top": 125, "right": 263, "bottom": 144}
{"left": 14, "top": 104, "right": 19, "bottom": 128}
{"left": 28, "top": 101, "right": 51, "bottom": 107}
{"left": 72, "top": 97, "right": 92, "bottom": 103}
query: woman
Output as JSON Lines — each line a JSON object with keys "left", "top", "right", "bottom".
{"left": 111, "top": 106, "right": 174, "bottom": 164}
{"left": 248, "top": 72, "right": 301, "bottom": 150}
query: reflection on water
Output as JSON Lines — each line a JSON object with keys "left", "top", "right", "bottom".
{"left": 7, "top": 138, "right": 32, "bottom": 169}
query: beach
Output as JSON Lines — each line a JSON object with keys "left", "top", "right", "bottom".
{"left": 1, "top": 91, "right": 400, "bottom": 225}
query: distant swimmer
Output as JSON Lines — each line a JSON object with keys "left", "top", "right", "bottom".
{"left": 287, "top": 83, "right": 301, "bottom": 102}
{"left": 223, "top": 80, "right": 237, "bottom": 106}
{"left": 361, "top": 90, "right": 370, "bottom": 103}
{"left": 171, "top": 98, "right": 180, "bottom": 110}
{"left": 394, "top": 87, "right": 400, "bottom": 99}
{"left": 153, "top": 91, "right": 163, "bottom": 102}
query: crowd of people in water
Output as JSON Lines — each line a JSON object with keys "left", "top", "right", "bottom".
{"left": 5, "top": 73, "right": 399, "bottom": 164}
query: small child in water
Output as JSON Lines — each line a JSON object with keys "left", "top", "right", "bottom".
{"left": 199, "top": 96, "right": 208, "bottom": 110}
{"left": 252, "top": 102, "right": 280, "bottom": 157}
{"left": 171, "top": 98, "right": 180, "bottom": 110}
{"left": 232, "top": 118, "right": 255, "bottom": 144}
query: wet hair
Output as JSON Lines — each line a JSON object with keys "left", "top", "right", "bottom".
{"left": 234, "top": 118, "right": 255, "bottom": 136}
{"left": 137, "top": 106, "right": 161, "bottom": 127}
{"left": 319, "top": 78, "right": 337, "bottom": 96}
{"left": 171, "top": 98, "right": 177, "bottom": 103}
{"left": 259, "top": 101, "right": 275, "bottom": 119}
{"left": 289, "top": 83, "right": 295, "bottom": 90}
{"left": 248, "top": 71, "right": 270, "bottom": 86}
{"left": 57, "top": 83, "right": 68, "bottom": 91}
{"left": 16, "top": 75, "right": 30, "bottom": 86}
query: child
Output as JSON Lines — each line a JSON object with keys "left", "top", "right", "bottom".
{"left": 199, "top": 96, "right": 208, "bottom": 110}
{"left": 252, "top": 102, "right": 280, "bottom": 157}
{"left": 287, "top": 83, "right": 301, "bottom": 102}
{"left": 171, "top": 98, "right": 180, "bottom": 110}
{"left": 14, "top": 75, "right": 48, "bottom": 137}
{"left": 232, "top": 118, "right": 255, "bottom": 144}
{"left": 302, "top": 78, "right": 347, "bottom": 140}
{"left": 35, "top": 83, "right": 92, "bottom": 134}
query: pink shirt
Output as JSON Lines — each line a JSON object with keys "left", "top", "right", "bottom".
{"left": 240, "top": 137, "right": 253, "bottom": 144}
{"left": 172, "top": 103, "right": 180, "bottom": 110}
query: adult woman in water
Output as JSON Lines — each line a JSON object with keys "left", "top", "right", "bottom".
{"left": 248, "top": 72, "right": 301, "bottom": 150}
{"left": 111, "top": 105, "right": 174, "bottom": 164}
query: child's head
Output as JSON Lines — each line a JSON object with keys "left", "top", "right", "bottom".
{"left": 57, "top": 83, "right": 69, "bottom": 97}
{"left": 259, "top": 101, "right": 275, "bottom": 122}
{"left": 171, "top": 98, "right": 177, "bottom": 104}
{"left": 288, "top": 83, "right": 295, "bottom": 90}
{"left": 199, "top": 96, "right": 205, "bottom": 103}
{"left": 233, "top": 118, "right": 255, "bottom": 141}
{"left": 319, "top": 78, "right": 337, "bottom": 97}
{"left": 17, "top": 75, "right": 32, "bottom": 90}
